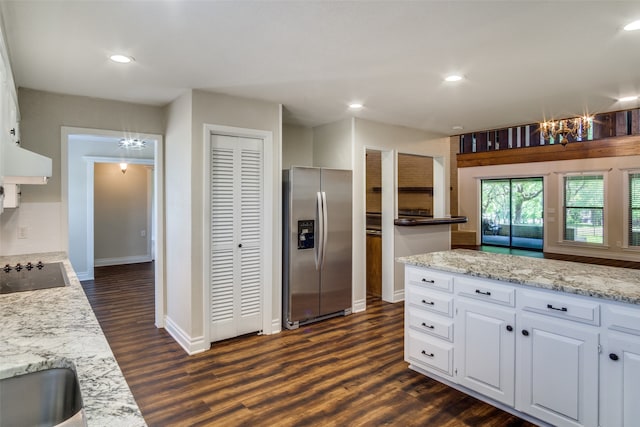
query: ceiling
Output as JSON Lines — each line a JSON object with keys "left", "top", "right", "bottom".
{"left": 1, "top": 1, "right": 639, "bottom": 137}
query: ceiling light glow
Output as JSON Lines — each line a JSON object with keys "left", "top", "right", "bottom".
{"left": 452, "top": 125, "right": 464, "bottom": 131}
{"left": 619, "top": 95, "right": 639, "bottom": 102}
{"left": 445, "top": 75, "right": 463, "bottom": 82}
{"left": 348, "top": 103, "right": 363, "bottom": 109}
{"left": 110, "top": 54, "right": 134, "bottom": 64}
{"left": 624, "top": 20, "right": 640, "bottom": 31}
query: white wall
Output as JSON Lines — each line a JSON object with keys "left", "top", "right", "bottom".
{"left": 164, "top": 90, "right": 194, "bottom": 346}
{"left": 458, "top": 155, "right": 640, "bottom": 261}
{"left": 282, "top": 124, "right": 313, "bottom": 168}
{"left": 353, "top": 118, "right": 449, "bottom": 305}
{"left": 313, "top": 119, "right": 353, "bottom": 169}
{"left": 164, "top": 89, "right": 282, "bottom": 354}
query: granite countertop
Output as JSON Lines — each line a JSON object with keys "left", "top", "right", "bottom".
{"left": 398, "top": 249, "right": 640, "bottom": 305}
{"left": 0, "top": 252, "right": 146, "bottom": 426}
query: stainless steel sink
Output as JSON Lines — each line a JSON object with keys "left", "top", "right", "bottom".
{"left": 0, "top": 367, "right": 86, "bottom": 427}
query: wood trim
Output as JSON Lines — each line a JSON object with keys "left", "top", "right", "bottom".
{"left": 457, "top": 135, "right": 640, "bottom": 168}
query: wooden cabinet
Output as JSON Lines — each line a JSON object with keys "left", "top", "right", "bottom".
{"left": 516, "top": 312, "right": 599, "bottom": 427}
{"left": 365, "top": 233, "right": 381, "bottom": 297}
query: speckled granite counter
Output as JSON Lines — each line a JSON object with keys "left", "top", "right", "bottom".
{"left": 0, "top": 252, "right": 146, "bottom": 426}
{"left": 398, "top": 249, "right": 640, "bottom": 305}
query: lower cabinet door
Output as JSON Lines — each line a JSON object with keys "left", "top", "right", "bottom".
{"left": 602, "top": 331, "right": 640, "bottom": 427}
{"left": 455, "top": 299, "right": 516, "bottom": 406}
{"left": 516, "top": 313, "right": 599, "bottom": 427}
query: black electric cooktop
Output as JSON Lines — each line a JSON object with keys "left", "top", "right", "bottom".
{"left": 0, "top": 261, "right": 69, "bottom": 294}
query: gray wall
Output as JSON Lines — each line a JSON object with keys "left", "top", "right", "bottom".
{"left": 282, "top": 124, "right": 313, "bottom": 168}
{"left": 94, "top": 163, "right": 150, "bottom": 262}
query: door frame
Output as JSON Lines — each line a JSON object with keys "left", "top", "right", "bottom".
{"left": 479, "top": 176, "right": 544, "bottom": 251}
{"left": 203, "top": 124, "right": 274, "bottom": 343}
{"left": 61, "top": 126, "right": 165, "bottom": 327}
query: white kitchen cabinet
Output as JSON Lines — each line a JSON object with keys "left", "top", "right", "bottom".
{"left": 602, "top": 304, "right": 640, "bottom": 427}
{"left": 455, "top": 298, "right": 516, "bottom": 406}
{"left": 2, "top": 183, "right": 19, "bottom": 208}
{"left": 405, "top": 265, "right": 455, "bottom": 381}
{"left": 516, "top": 311, "right": 599, "bottom": 427}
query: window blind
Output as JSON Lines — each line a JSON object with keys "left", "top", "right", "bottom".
{"left": 564, "top": 175, "right": 604, "bottom": 244}
{"left": 630, "top": 173, "right": 640, "bottom": 246}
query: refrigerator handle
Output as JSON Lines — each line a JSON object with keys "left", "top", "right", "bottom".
{"left": 315, "top": 191, "right": 323, "bottom": 270}
{"left": 321, "top": 191, "right": 328, "bottom": 269}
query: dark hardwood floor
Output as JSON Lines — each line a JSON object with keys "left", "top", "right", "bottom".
{"left": 82, "top": 263, "right": 534, "bottom": 427}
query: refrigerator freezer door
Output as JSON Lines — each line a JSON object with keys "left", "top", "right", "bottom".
{"left": 286, "top": 167, "right": 321, "bottom": 322}
{"left": 319, "top": 169, "right": 352, "bottom": 316}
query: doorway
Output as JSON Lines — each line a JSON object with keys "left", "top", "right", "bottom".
{"left": 62, "top": 126, "right": 165, "bottom": 327}
{"left": 481, "top": 177, "right": 544, "bottom": 250}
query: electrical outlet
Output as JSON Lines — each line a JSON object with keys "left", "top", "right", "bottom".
{"left": 17, "top": 226, "right": 28, "bottom": 239}
{"left": 140, "top": 230, "right": 146, "bottom": 237}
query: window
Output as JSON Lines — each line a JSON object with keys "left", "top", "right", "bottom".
{"left": 563, "top": 175, "right": 604, "bottom": 244}
{"left": 630, "top": 173, "right": 640, "bottom": 247}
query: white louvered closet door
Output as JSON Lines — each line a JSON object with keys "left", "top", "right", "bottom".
{"left": 210, "top": 134, "right": 263, "bottom": 342}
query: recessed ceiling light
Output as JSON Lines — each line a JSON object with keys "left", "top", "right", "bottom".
{"left": 110, "top": 54, "right": 134, "bottom": 64}
{"left": 619, "top": 95, "right": 639, "bottom": 102}
{"left": 445, "top": 75, "right": 463, "bottom": 82}
{"left": 348, "top": 103, "right": 363, "bottom": 109}
{"left": 452, "top": 125, "right": 464, "bottom": 131}
{"left": 624, "top": 20, "right": 640, "bottom": 31}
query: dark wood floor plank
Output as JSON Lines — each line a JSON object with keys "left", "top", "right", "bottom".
{"left": 82, "top": 262, "right": 538, "bottom": 426}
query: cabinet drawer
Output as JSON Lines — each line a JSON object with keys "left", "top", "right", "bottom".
{"left": 406, "top": 266, "right": 453, "bottom": 293}
{"left": 407, "top": 330, "right": 454, "bottom": 377}
{"left": 455, "top": 277, "right": 515, "bottom": 307}
{"left": 408, "top": 307, "right": 454, "bottom": 341}
{"left": 519, "top": 289, "right": 600, "bottom": 326}
{"left": 408, "top": 285, "right": 454, "bottom": 317}
{"left": 604, "top": 303, "right": 640, "bottom": 336}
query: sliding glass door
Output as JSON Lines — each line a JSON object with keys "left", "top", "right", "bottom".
{"left": 481, "top": 177, "right": 544, "bottom": 250}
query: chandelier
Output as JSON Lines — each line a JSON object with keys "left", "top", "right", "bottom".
{"left": 118, "top": 138, "right": 147, "bottom": 150}
{"left": 539, "top": 116, "right": 592, "bottom": 146}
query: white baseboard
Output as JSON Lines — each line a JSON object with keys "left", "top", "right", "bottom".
{"left": 353, "top": 298, "right": 366, "bottom": 313}
{"left": 75, "top": 271, "right": 93, "bottom": 282}
{"left": 94, "top": 255, "right": 152, "bottom": 267}
{"left": 164, "top": 315, "right": 208, "bottom": 355}
{"left": 393, "top": 289, "right": 405, "bottom": 303}
{"left": 269, "top": 319, "right": 281, "bottom": 335}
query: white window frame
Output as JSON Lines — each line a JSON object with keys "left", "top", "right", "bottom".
{"left": 622, "top": 169, "right": 640, "bottom": 250}
{"left": 558, "top": 171, "right": 609, "bottom": 247}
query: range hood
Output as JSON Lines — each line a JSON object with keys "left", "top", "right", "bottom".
{"left": 3, "top": 143, "right": 52, "bottom": 184}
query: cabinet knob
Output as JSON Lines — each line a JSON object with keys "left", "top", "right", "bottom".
{"left": 506, "top": 325, "right": 513, "bottom": 332}
{"left": 238, "top": 243, "right": 242, "bottom": 248}
{"left": 521, "top": 329, "right": 529, "bottom": 336}
{"left": 609, "top": 353, "right": 619, "bottom": 361}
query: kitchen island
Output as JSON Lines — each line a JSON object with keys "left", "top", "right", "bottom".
{"left": 398, "top": 249, "right": 640, "bottom": 427}
{"left": 0, "top": 252, "right": 146, "bottom": 426}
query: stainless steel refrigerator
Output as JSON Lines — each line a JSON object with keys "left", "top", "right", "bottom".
{"left": 283, "top": 166, "right": 352, "bottom": 329}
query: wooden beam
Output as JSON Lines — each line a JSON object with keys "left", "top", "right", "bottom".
{"left": 457, "top": 135, "right": 640, "bottom": 168}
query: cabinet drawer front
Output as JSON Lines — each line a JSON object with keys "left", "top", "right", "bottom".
{"left": 406, "top": 266, "right": 453, "bottom": 293}
{"left": 408, "top": 285, "right": 454, "bottom": 317}
{"left": 519, "top": 289, "right": 600, "bottom": 326}
{"left": 604, "top": 304, "right": 640, "bottom": 336}
{"left": 408, "top": 307, "right": 454, "bottom": 341}
{"left": 455, "top": 277, "right": 515, "bottom": 307}
{"left": 407, "top": 330, "right": 454, "bottom": 377}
